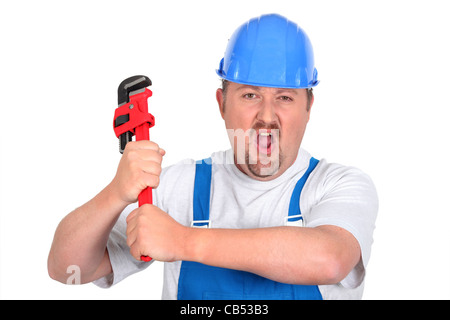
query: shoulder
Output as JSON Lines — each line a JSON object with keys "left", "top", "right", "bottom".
{"left": 308, "top": 158, "right": 378, "bottom": 203}
{"left": 301, "top": 157, "right": 379, "bottom": 248}
{"left": 300, "top": 157, "right": 379, "bottom": 228}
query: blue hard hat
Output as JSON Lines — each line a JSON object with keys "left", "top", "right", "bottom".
{"left": 216, "top": 14, "right": 319, "bottom": 89}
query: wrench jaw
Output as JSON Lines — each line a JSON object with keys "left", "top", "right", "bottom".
{"left": 119, "top": 130, "right": 133, "bottom": 154}
{"left": 113, "top": 114, "right": 130, "bottom": 153}
{"left": 118, "top": 75, "right": 152, "bottom": 105}
{"left": 114, "top": 76, "right": 152, "bottom": 153}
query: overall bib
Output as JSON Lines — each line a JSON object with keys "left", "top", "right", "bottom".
{"left": 177, "top": 157, "right": 322, "bottom": 300}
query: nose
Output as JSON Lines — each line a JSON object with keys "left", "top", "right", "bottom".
{"left": 256, "top": 99, "right": 278, "bottom": 124}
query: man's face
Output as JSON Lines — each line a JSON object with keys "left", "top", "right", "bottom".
{"left": 216, "top": 81, "right": 313, "bottom": 181}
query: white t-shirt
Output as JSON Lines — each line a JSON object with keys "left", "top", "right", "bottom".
{"left": 94, "top": 148, "right": 378, "bottom": 299}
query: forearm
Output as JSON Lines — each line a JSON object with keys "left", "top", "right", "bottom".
{"left": 185, "top": 225, "right": 359, "bottom": 285}
{"left": 48, "top": 141, "right": 165, "bottom": 284}
{"left": 48, "top": 182, "right": 128, "bottom": 283}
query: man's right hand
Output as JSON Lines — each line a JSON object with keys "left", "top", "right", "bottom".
{"left": 110, "top": 140, "right": 165, "bottom": 205}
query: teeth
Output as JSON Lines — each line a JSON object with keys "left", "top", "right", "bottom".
{"left": 259, "top": 132, "right": 272, "bottom": 137}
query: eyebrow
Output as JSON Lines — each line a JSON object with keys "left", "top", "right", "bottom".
{"left": 235, "top": 85, "right": 299, "bottom": 95}
{"left": 235, "top": 84, "right": 260, "bottom": 91}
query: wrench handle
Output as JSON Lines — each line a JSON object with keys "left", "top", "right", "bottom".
{"left": 135, "top": 120, "right": 153, "bottom": 262}
{"left": 136, "top": 122, "right": 153, "bottom": 207}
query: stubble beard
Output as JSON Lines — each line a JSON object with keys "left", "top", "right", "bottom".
{"left": 246, "top": 151, "right": 282, "bottom": 178}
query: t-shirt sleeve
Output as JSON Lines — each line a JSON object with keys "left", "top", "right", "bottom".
{"left": 302, "top": 161, "right": 379, "bottom": 289}
{"left": 93, "top": 202, "right": 152, "bottom": 288}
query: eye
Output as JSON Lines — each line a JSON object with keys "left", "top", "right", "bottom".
{"left": 279, "top": 95, "right": 293, "bottom": 102}
{"left": 243, "top": 93, "right": 257, "bottom": 99}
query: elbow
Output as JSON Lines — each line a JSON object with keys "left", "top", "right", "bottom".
{"left": 317, "top": 250, "right": 355, "bottom": 285}
{"left": 288, "top": 255, "right": 351, "bottom": 285}
{"left": 320, "top": 258, "right": 348, "bottom": 285}
{"left": 47, "top": 253, "right": 66, "bottom": 284}
{"left": 47, "top": 263, "right": 64, "bottom": 284}
{"left": 48, "top": 267, "right": 64, "bottom": 284}
{"left": 313, "top": 230, "right": 361, "bottom": 285}
{"left": 289, "top": 251, "right": 352, "bottom": 285}
{"left": 48, "top": 260, "right": 84, "bottom": 285}
{"left": 47, "top": 251, "right": 76, "bottom": 284}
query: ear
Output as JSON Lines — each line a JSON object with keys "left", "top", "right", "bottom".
{"left": 216, "top": 88, "right": 225, "bottom": 119}
{"left": 309, "top": 93, "right": 314, "bottom": 111}
{"left": 306, "top": 91, "right": 314, "bottom": 122}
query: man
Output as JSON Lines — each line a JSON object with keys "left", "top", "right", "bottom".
{"left": 48, "top": 14, "right": 378, "bottom": 299}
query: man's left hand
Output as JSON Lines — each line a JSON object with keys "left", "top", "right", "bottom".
{"left": 126, "top": 204, "right": 189, "bottom": 262}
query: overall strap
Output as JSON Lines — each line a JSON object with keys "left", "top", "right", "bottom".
{"left": 287, "top": 157, "right": 319, "bottom": 226}
{"left": 192, "top": 158, "right": 212, "bottom": 228}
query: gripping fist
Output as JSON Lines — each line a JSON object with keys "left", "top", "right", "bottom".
{"left": 111, "top": 140, "right": 165, "bottom": 205}
{"left": 126, "top": 204, "right": 189, "bottom": 262}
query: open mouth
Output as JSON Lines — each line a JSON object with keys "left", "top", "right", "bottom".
{"left": 258, "top": 131, "right": 272, "bottom": 153}
{"left": 255, "top": 129, "right": 277, "bottom": 155}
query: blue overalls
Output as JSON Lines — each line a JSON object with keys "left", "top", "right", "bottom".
{"left": 177, "top": 157, "right": 322, "bottom": 300}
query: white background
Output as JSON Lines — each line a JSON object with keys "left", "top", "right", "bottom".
{"left": 1, "top": 0, "right": 449, "bottom": 300}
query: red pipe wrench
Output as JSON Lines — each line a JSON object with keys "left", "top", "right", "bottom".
{"left": 113, "top": 75, "right": 155, "bottom": 262}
